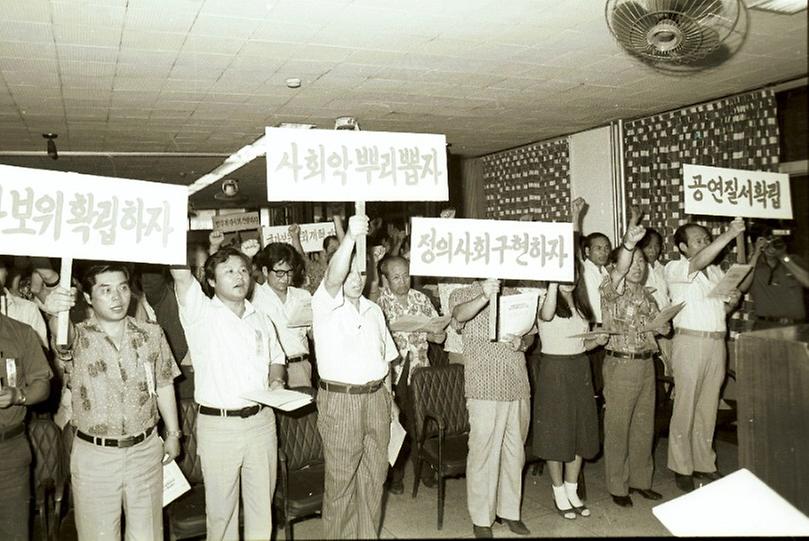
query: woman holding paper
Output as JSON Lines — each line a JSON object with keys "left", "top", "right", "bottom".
{"left": 534, "top": 258, "right": 605, "bottom": 520}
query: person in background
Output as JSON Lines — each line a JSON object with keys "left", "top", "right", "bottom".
{"left": 172, "top": 247, "right": 287, "bottom": 541}
{"left": 0, "top": 313, "right": 52, "bottom": 541}
{"left": 43, "top": 263, "right": 181, "bottom": 540}
{"left": 305, "top": 233, "right": 341, "bottom": 295}
{"left": 450, "top": 279, "right": 534, "bottom": 538}
{"left": 377, "top": 255, "right": 446, "bottom": 495}
{"left": 665, "top": 218, "right": 750, "bottom": 492}
{"left": 638, "top": 226, "right": 672, "bottom": 375}
{"left": 581, "top": 228, "right": 612, "bottom": 399}
{"left": 0, "top": 256, "right": 48, "bottom": 349}
{"left": 252, "top": 242, "right": 313, "bottom": 388}
{"left": 747, "top": 222, "right": 809, "bottom": 330}
{"left": 534, "top": 197, "right": 602, "bottom": 522}
{"left": 600, "top": 223, "right": 669, "bottom": 507}
{"left": 312, "top": 214, "right": 399, "bottom": 539}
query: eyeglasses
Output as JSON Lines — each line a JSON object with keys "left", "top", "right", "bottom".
{"left": 270, "top": 268, "right": 294, "bottom": 279}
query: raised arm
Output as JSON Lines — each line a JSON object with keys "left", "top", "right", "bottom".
{"left": 608, "top": 224, "right": 646, "bottom": 288}
{"left": 323, "top": 215, "right": 368, "bottom": 297}
{"left": 452, "top": 279, "right": 499, "bottom": 324}
{"left": 333, "top": 214, "right": 345, "bottom": 242}
{"left": 539, "top": 282, "right": 559, "bottom": 321}
{"left": 288, "top": 223, "right": 305, "bottom": 257}
{"left": 169, "top": 266, "right": 195, "bottom": 301}
{"left": 688, "top": 218, "right": 745, "bottom": 275}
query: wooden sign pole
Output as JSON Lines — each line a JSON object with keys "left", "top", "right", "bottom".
{"left": 57, "top": 257, "right": 72, "bottom": 345}
{"left": 488, "top": 279, "right": 498, "bottom": 341}
{"left": 355, "top": 201, "right": 366, "bottom": 272}
{"left": 735, "top": 216, "right": 746, "bottom": 264}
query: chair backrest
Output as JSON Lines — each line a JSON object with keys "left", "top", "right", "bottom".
{"left": 177, "top": 398, "right": 203, "bottom": 484}
{"left": 27, "top": 417, "right": 66, "bottom": 503}
{"left": 276, "top": 403, "right": 323, "bottom": 472}
{"left": 410, "top": 363, "right": 469, "bottom": 443}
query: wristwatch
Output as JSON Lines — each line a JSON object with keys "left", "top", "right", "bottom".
{"left": 165, "top": 430, "right": 183, "bottom": 439}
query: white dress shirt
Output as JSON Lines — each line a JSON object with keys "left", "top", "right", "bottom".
{"left": 312, "top": 283, "right": 398, "bottom": 385}
{"left": 582, "top": 258, "right": 609, "bottom": 324}
{"left": 1, "top": 288, "right": 47, "bottom": 348}
{"left": 665, "top": 258, "right": 727, "bottom": 333}
{"left": 645, "top": 260, "right": 671, "bottom": 310}
{"left": 251, "top": 282, "right": 311, "bottom": 358}
{"left": 176, "top": 279, "right": 286, "bottom": 409}
{"left": 538, "top": 311, "right": 589, "bottom": 355}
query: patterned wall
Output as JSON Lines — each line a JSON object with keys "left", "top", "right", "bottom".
{"left": 623, "top": 89, "right": 781, "bottom": 334}
{"left": 481, "top": 138, "right": 570, "bottom": 221}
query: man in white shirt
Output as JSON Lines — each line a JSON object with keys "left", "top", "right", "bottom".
{"left": 0, "top": 258, "right": 47, "bottom": 348}
{"left": 312, "top": 214, "right": 399, "bottom": 539}
{"left": 252, "top": 242, "right": 313, "bottom": 387}
{"left": 172, "top": 247, "right": 287, "bottom": 541}
{"left": 664, "top": 218, "right": 749, "bottom": 492}
{"left": 582, "top": 232, "right": 611, "bottom": 397}
{"left": 639, "top": 228, "right": 673, "bottom": 372}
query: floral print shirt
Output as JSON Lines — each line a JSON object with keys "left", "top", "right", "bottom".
{"left": 63, "top": 316, "right": 179, "bottom": 437}
{"left": 378, "top": 287, "right": 439, "bottom": 384}
{"left": 600, "top": 276, "right": 661, "bottom": 355}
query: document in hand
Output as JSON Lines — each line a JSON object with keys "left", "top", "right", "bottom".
{"left": 388, "top": 415, "right": 406, "bottom": 467}
{"left": 286, "top": 299, "right": 313, "bottom": 328}
{"left": 638, "top": 302, "right": 686, "bottom": 333}
{"left": 388, "top": 314, "right": 451, "bottom": 333}
{"left": 567, "top": 330, "right": 625, "bottom": 339}
{"left": 163, "top": 459, "right": 191, "bottom": 507}
{"left": 707, "top": 264, "right": 752, "bottom": 299}
{"left": 241, "top": 389, "right": 314, "bottom": 412}
{"left": 496, "top": 291, "right": 539, "bottom": 341}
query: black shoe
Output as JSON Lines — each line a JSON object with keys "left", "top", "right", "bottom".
{"left": 421, "top": 470, "right": 437, "bottom": 488}
{"left": 387, "top": 479, "right": 404, "bottom": 495}
{"left": 496, "top": 517, "right": 531, "bottom": 535}
{"left": 611, "top": 494, "right": 633, "bottom": 507}
{"left": 675, "top": 473, "right": 694, "bottom": 492}
{"left": 693, "top": 470, "right": 723, "bottom": 482}
{"left": 629, "top": 487, "right": 663, "bottom": 500}
{"left": 473, "top": 525, "right": 493, "bottom": 538}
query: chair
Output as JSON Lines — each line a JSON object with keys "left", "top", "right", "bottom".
{"left": 410, "top": 363, "right": 469, "bottom": 530}
{"left": 166, "top": 398, "right": 206, "bottom": 541}
{"left": 27, "top": 416, "right": 67, "bottom": 541}
{"left": 275, "top": 400, "right": 325, "bottom": 541}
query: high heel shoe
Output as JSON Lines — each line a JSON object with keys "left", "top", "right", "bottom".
{"left": 571, "top": 503, "right": 590, "bottom": 517}
{"left": 553, "top": 500, "right": 577, "bottom": 520}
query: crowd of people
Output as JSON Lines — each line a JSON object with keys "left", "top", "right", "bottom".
{"left": 1, "top": 198, "right": 807, "bottom": 540}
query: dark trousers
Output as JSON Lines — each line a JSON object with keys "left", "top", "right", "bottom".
{"left": 0, "top": 433, "right": 31, "bottom": 541}
{"left": 589, "top": 346, "right": 606, "bottom": 397}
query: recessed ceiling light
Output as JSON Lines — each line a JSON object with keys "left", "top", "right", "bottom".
{"left": 286, "top": 77, "right": 301, "bottom": 88}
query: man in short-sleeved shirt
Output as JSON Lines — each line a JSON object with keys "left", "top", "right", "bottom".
{"left": 313, "top": 215, "right": 398, "bottom": 539}
{"left": 0, "top": 314, "right": 52, "bottom": 541}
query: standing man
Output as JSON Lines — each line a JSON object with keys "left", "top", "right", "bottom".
{"left": 172, "top": 247, "right": 287, "bottom": 541}
{"left": 312, "top": 214, "right": 399, "bottom": 539}
{"left": 44, "top": 263, "right": 181, "bottom": 540}
{"left": 582, "top": 231, "right": 612, "bottom": 398}
{"left": 0, "top": 313, "right": 52, "bottom": 541}
{"left": 377, "top": 255, "right": 446, "bottom": 494}
{"left": 0, "top": 257, "right": 48, "bottom": 348}
{"left": 665, "top": 219, "right": 749, "bottom": 491}
{"left": 252, "top": 242, "right": 313, "bottom": 387}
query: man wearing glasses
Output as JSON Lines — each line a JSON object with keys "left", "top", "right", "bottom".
{"left": 252, "top": 242, "right": 314, "bottom": 387}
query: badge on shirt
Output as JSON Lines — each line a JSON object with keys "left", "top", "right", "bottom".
{"left": 5, "top": 358, "right": 17, "bottom": 388}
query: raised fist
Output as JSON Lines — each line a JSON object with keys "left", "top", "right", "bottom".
{"left": 623, "top": 224, "right": 646, "bottom": 247}
{"left": 288, "top": 223, "right": 301, "bottom": 238}
{"left": 348, "top": 215, "right": 370, "bottom": 239}
{"left": 481, "top": 279, "right": 500, "bottom": 300}
{"left": 240, "top": 239, "right": 261, "bottom": 259}
{"left": 629, "top": 205, "right": 642, "bottom": 226}
{"left": 728, "top": 217, "right": 745, "bottom": 236}
{"left": 571, "top": 197, "right": 586, "bottom": 217}
{"left": 209, "top": 229, "right": 225, "bottom": 247}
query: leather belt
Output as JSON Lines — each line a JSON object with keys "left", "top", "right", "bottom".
{"left": 288, "top": 354, "right": 309, "bottom": 364}
{"left": 0, "top": 424, "right": 25, "bottom": 442}
{"left": 606, "top": 350, "right": 654, "bottom": 361}
{"left": 319, "top": 379, "right": 384, "bottom": 395}
{"left": 76, "top": 425, "right": 155, "bottom": 448}
{"left": 198, "top": 404, "right": 263, "bottom": 418}
{"left": 675, "top": 328, "right": 725, "bottom": 340}
{"left": 756, "top": 316, "right": 802, "bottom": 324}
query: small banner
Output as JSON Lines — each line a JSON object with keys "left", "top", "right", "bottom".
{"left": 212, "top": 211, "right": 260, "bottom": 233}
{"left": 261, "top": 221, "right": 337, "bottom": 252}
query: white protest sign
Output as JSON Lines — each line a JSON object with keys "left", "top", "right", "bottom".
{"left": 212, "top": 211, "right": 260, "bottom": 233}
{"left": 409, "top": 217, "right": 574, "bottom": 282}
{"left": 265, "top": 127, "right": 448, "bottom": 202}
{"left": 683, "top": 164, "right": 792, "bottom": 219}
{"left": 261, "top": 222, "right": 337, "bottom": 252}
{"left": 0, "top": 164, "right": 187, "bottom": 264}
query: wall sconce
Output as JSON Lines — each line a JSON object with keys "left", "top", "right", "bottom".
{"left": 42, "top": 133, "right": 58, "bottom": 160}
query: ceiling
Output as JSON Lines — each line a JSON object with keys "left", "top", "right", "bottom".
{"left": 0, "top": 0, "right": 806, "bottom": 208}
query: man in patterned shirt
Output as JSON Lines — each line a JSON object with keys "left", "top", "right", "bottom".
{"left": 377, "top": 255, "right": 446, "bottom": 494}
{"left": 600, "top": 224, "right": 669, "bottom": 507}
{"left": 44, "top": 262, "right": 182, "bottom": 540}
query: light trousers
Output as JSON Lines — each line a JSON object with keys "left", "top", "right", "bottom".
{"left": 667, "top": 333, "right": 726, "bottom": 475}
{"left": 196, "top": 407, "right": 277, "bottom": 541}
{"left": 71, "top": 430, "right": 163, "bottom": 541}
{"left": 466, "top": 398, "right": 529, "bottom": 527}
{"left": 603, "top": 355, "right": 655, "bottom": 496}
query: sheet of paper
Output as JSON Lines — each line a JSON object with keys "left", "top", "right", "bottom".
{"left": 286, "top": 299, "right": 312, "bottom": 328}
{"left": 638, "top": 302, "right": 686, "bottom": 333}
{"left": 241, "top": 389, "right": 313, "bottom": 412}
{"left": 388, "top": 314, "right": 451, "bottom": 333}
{"left": 567, "top": 330, "right": 625, "bottom": 339}
{"left": 497, "top": 292, "right": 539, "bottom": 341}
{"left": 652, "top": 468, "right": 809, "bottom": 536}
{"left": 708, "top": 264, "right": 753, "bottom": 299}
{"left": 388, "top": 415, "right": 406, "bottom": 467}
{"left": 163, "top": 459, "right": 191, "bottom": 507}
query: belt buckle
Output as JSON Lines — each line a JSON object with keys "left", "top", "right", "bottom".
{"left": 239, "top": 406, "right": 253, "bottom": 418}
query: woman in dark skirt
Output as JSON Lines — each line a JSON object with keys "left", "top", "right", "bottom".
{"left": 534, "top": 259, "right": 606, "bottom": 520}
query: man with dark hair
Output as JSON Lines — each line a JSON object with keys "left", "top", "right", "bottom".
{"left": 0, "top": 257, "right": 48, "bottom": 348}
{"left": 582, "top": 231, "right": 612, "bottom": 396}
{"left": 43, "top": 262, "right": 181, "bottom": 540}
{"left": 0, "top": 313, "right": 52, "bottom": 541}
{"left": 312, "top": 214, "right": 399, "bottom": 539}
{"left": 172, "top": 247, "right": 287, "bottom": 541}
{"left": 665, "top": 219, "right": 750, "bottom": 492}
{"left": 253, "top": 242, "right": 313, "bottom": 387}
